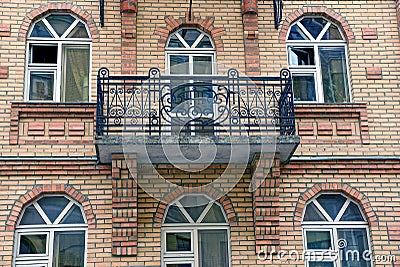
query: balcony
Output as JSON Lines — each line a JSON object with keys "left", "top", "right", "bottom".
{"left": 95, "top": 68, "right": 299, "bottom": 164}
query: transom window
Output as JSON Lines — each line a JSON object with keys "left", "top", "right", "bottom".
{"left": 14, "top": 195, "right": 87, "bottom": 267}
{"left": 166, "top": 29, "right": 215, "bottom": 118}
{"left": 26, "top": 14, "right": 91, "bottom": 102}
{"left": 302, "top": 193, "right": 371, "bottom": 267}
{"left": 287, "top": 17, "right": 351, "bottom": 103}
{"left": 162, "top": 194, "right": 230, "bottom": 267}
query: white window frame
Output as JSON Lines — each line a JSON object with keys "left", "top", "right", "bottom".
{"left": 13, "top": 195, "right": 88, "bottom": 267}
{"left": 286, "top": 17, "right": 352, "bottom": 103}
{"left": 161, "top": 194, "right": 231, "bottom": 267}
{"left": 25, "top": 13, "right": 92, "bottom": 102}
{"left": 302, "top": 192, "right": 372, "bottom": 267}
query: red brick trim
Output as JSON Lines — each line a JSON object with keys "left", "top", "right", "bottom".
{"left": 294, "top": 183, "right": 378, "bottom": 227}
{"left": 6, "top": 184, "right": 96, "bottom": 231}
{"left": 154, "top": 13, "right": 225, "bottom": 52}
{"left": 18, "top": 3, "right": 99, "bottom": 42}
{"left": 242, "top": 0, "right": 258, "bottom": 14}
{"left": 0, "top": 66, "right": 8, "bottom": 79}
{"left": 278, "top": 6, "right": 355, "bottom": 43}
{"left": 120, "top": 0, "right": 137, "bottom": 13}
{"left": 366, "top": 67, "right": 382, "bottom": 80}
{"left": 0, "top": 24, "right": 11, "bottom": 37}
{"left": 153, "top": 188, "right": 238, "bottom": 227}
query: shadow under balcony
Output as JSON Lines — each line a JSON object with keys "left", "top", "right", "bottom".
{"left": 95, "top": 68, "right": 299, "bottom": 164}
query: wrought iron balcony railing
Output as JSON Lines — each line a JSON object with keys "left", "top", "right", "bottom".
{"left": 96, "top": 68, "right": 295, "bottom": 137}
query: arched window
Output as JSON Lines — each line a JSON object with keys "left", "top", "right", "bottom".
{"left": 162, "top": 194, "right": 230, "bottom": 267}
{"left": 14, "top": 195, "right": 87, "bottom": 267}
{"left": 26, "top": 13, "right": 91, "bottom": 102}
{"left": 287, "top": 17, "right": 351, "bottom": 103}
{"left": 166, "top": 29, "right": 216, "bottom": 115}
{"left": 302, "top": 193, "right": 372, "bottom": 267}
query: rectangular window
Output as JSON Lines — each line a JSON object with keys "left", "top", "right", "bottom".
{"left": 288, "top": 47, "right": 315, "bottom": 66}
{"left": 292, "top": 73, "right": 317, "bottom": 102}
{"left": 166, "top": 232, "right": 192, "bottom": 252}
{"left": 305, "top": 230, "right": 333, "bottom": 250}
{"left": 30, "top": 44, "right": 58, "bottom": 64}
{"left": 53, "top": 231, "right": 85, "bottom": 267}
{"left": 18, "top": 233, "right": 48, "bottom": 255}
{"left": 198, "top": 230, "right": 229, "bottom": 267}
{"left": 28, "top": 71, "right": 55, "bottom": 101}
{"left": 337, "top": 228, "right": 371, "bottom": 267}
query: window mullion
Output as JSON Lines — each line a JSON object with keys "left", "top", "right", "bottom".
{"left": 48, "top": 230, "right": 55, "bottom": 267}
{"left": 297, "top": 22, "right": 314, "bottom": 41}
{"left": 33, "top": 202, "right": 52, "bottom": 225}
{"left": 56, "top": 42, "right": 63, "bottom": 101}
{"left": 316, "top": 22, "right": 331, "bottom": 41}
{"left": 42, "top": 18, "right": 59, "bottom": 38}
{"left": 194, "top": 229, "right": 199, "bottom": 267}
{"left": 312, "top": 199, "right": 333, "bottom": 222}
{"left": 61, "top": 19, "right": 79, "bottom": 38}
{"left": 53, "top": 201, "right": 74, "bottom": 224}
{"left": 192, "top": 33, "right": 204, "bottom": 48}
{"left": 196, "top": 202, "right": 213, "bottom": 223}
{"left": 314, "top": 44, "right": 324, "bottom": 103}
{"left": 335, "top": 199, "right": 350, "bottom": 222}
{"left": 176, "top": 33, "right": 190, "bottom": 49}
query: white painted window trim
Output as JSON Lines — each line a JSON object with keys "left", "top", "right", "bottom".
{"left": 286, "top": 17, "right": 352, "bottom": 103}
{"left": 25, "top": 13, "right": 92, "bottom": 102}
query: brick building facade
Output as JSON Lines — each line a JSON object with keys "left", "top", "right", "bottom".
{"left": 1, "top": 0, "right": 400, "bottom": 267}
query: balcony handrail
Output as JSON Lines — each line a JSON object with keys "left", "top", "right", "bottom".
{"left": 96, "top": 67, "right": 295, "bottom": 137}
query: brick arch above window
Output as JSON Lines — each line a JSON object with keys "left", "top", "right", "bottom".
{"left": 154, "top": 13, "right": 225, "bottom": 52}
{"left": 6, "top": 184, "right": 96, "bottom": 231}
{"left": 294, "top": 183, "right": 377, "bottom": 227}
{"left": 154, "top": 186, "right": 237, "bottom": 227}
{"left": 18, "top": 3, "right": 99, "bottom": 42}
{"left": 279, "top": 6, "right": 355, "bottom": 43}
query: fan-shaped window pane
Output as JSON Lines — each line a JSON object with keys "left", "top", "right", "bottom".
{"left": 202, "top": 203, "right": 226, "bottom": 223}
{"left": 196, "top": 36, "right": 213, "bottom": 48}
{"left": 38, "top": 196, "right": 70, "bottom": 223}
{"left": 168, "top": 34, "right": 185, "bottom": 48}
{"left": 180, "top": 195, "right": 209, "bottom": 222}
{"left": 67, "top": 22, "right": 89, "bottom": 38}
{"left": 288, "top": 24, "right": 309, "bottom": 40}
{"left": 179, "top": 29, "right": 201, "bottom": 47}
{"left": 316, "top": 194, "right": 346, "bottom": 220}
{"left": 340, "top": 202, "right": 364, "bottom": 221}
{"left": 19, "top": 234, "right": 47, "bottom": 254}
{"left": 321, "top": 24, "right": 343, "bottom": 40}
{"left": 30, "top": 21, "right": 53, "bottom": 38}
{"left": 60, "top": 205, "right": 85, "bottom": 224}
{"left": 46, "top": 14, "right": 75, "bottom": 37}
{"left": 19, "top": 205, "right": 46, "bottom": 225}
{"left": 301, "top": 18, "right": 327, "bottom": 39}
{"left": 166, "top": 232, "right": 191, "bottom": 252}
{"left": 165, "top": 205, "right": 189, "bottom": 223}
{"left": 303, "top": 202, "right": 327, "bottom": 221}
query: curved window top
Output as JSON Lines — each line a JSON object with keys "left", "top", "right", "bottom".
{"left": 17, "top": 195, "right": 86, "bottom": 227}
{"left": 288, "top": 17, "right": 344, "bottom": 42}
{"left": 166, "top": 28, "right": 214, "bottom": 49}
{"left": 163, "top": 194, "right": 227, "bottom": 224}
{"left": 28, "top": 14, "right": 91, "bottom": 40}
{"left": 303, "top": 193, "right": 366, "bottom": 224}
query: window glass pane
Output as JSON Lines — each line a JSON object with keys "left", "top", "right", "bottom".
{"left": 288, "top": 24, "right": 309, "bottom": 40}
{"left": 67, "top": 22, "right": 89, "bottom": 38}
{"left": 60, "top": 205, "right": 85, "bottom": 224}
{"left": 289, "top": 47, "right": 315, "bottom": 66}
{"left": 30, "top": 21, "right": 53, "bottom": 38}
{"left": 29, "top": 72, "right": 54, "bottom": 101}
{"left": 301, "top": 18, "right": 327, "bottom": 39}
{"left": 19, "top": 234, "right": 47, "bottom": 254}
{"left": 167, "top": 264, "right": 192, "bottom": 267}
{"left": 166, "top": 232, "right": 191, "bottom": 252}
{"left": 199, "top": 230, "right": 228, "bottom": 267}
{"left": 179, "top": 29, "right": 201, "bottom": 47}
{"left": 46, "top": 14, "right": 75, "bottom": 37}
{"left": 170, "top": 55, "right": 189, "bottom": 75}
{"left": 19, "top": 205, "right": 46, "bottom": 225}
{"left": 193, "top": 56, "right": 212, "bottom": 75}
{"left": 316, "top": 194, "right": 346, "bottom": 220}
{"left": 338, "top": 228, "right": 371, "bottom": 267}
{"left": 53, "top": 231, "right": 85, "bottom": 267}
{"left": 309, "top": 262, "right": 334, "bottom": 267}
{"left": 168, "top": 34, "right": 185, "bottom": 48}
{"left": 61, "top": 45, "right": 90, "bottom": 102}
{"left": 180, "top": 195, "right": 209, "bottom": 222}
{"left": 165, "top": 205, "right": 189, "bottom": 223}
{"left": 321, "top": 24, "right": 343, "bottom": 40}
{"left": 292, "top": 74, "right": 316, "bottom": 102}
{"left": 319, "top": 47, "right": 350, "bottom": 103}
{"left": 306, "top": 231, "right": 332, "bottom": 250}
{"left": 340, "top": 202, "right": 364, "bottom": 222}
{"left": 196, "top": 36, "right": 213, "bottom": 48}
{"left": 303, "top": 202, "right": 327, "bottom": 221}
{"left": 37, "top": 196, "right": 70, "bottom": 223}
{"left": 30, "top": 45, "right": 58, "bottom": 64}
{"left": 202, "top": 203, "right": 226, "bottom": 223}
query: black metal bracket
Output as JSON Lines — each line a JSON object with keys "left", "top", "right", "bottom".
{"left": 100, "top": 0, "right": 105, "bottom": 27}
{"left": 273, "top": 0, "right": 283, "bottom": 29}
{"left": 188, "top": 0, "right": 193, "bottom": 21}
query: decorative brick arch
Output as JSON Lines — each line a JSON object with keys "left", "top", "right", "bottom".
{"left": 278, "top": 6, "right": 355, "bottom": 43}
{"left": 6, "top": 184, "right": 96, "bottom": 231}
{"left": 154, "top": 12, "right": 225, "bottom": 52}
{"left": 18, "top": 3, "right": 99, "bottom": 42}
{"left": 294, "top": 183, "right": 377, "bottom": 226}
{"left": 154, "top": 186, "right": 237, "bottom": 227}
